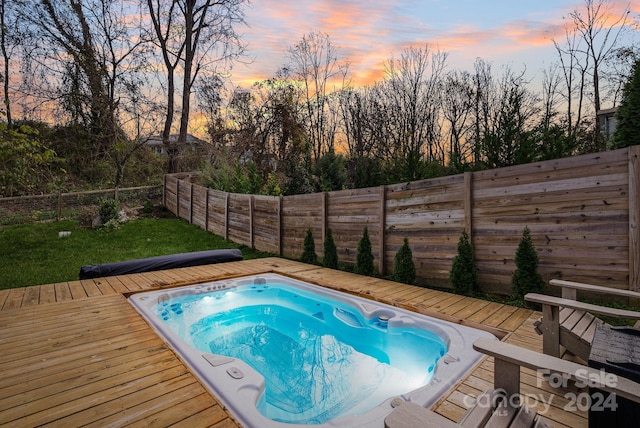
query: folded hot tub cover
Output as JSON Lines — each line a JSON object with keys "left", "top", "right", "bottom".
{"left": 79, "top": 249, "right": 243, "bottom": 279}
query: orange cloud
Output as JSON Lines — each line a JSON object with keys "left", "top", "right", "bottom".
{"left": 232, "top": 0, "right": 640, "bottom": 90}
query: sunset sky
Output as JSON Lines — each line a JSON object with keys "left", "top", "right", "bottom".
{"left": 230, "top": 0, "right": 639, "bottom": 88}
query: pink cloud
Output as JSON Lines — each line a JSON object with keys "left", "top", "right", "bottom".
{"left": 232, "top": 1, "right": 639, "bottom": 89}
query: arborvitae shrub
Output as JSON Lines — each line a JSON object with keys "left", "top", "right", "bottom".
{"left": 450, "top": 230, "right": 478, "bottom": 295}
{"left": 300, "top": 228, "right": 317, "bottom": 264}
{"left": 512, "top": 226, "right": 545, "bottom": 301}
{"left": 354, "top": 226, "right": 374, "bottom": 276}
{"left": 323, "top": 228, "right": 338, "bottom": 269}
{"left": 393, "top": 238, "right": 416, "bottom": 284}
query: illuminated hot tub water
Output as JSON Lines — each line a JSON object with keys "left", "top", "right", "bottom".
{"left": 129, "top": 274, "right": 496, "bottom": 428}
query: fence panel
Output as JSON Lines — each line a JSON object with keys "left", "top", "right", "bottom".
{"left": 164, "top": 176, "right": 178, "bottom": 214}
{"left": 191, "top": 185, "right": 208, "bottom": 230}
{"left": 227, "top": 194, "right": 252, "bottom": 247}
{"left": 473, "top": 149, "right": 630, "bottom": 294}
{"left": 253, "top": 195, "right": 281, "bottom": 254}
{"left": 206, "top": 189, "right": 228, "bottom": 237}
{"left": 327, "top": 187, "right": 382, "bottom": 266}
{"left": 281, "top": 193, "right": 324, "bottom": 260}
{"left": 386, "top": 175, "right": 466, "bottom": 286}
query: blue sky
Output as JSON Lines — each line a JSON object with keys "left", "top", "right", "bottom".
{"left": 231, "top": 0, "right": 637, "bottom": 87}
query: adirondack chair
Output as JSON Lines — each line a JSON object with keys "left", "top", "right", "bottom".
{"left": 384, "top": 338, "right": 640, "bottom": 428}
{"left": 525, "top": 279, "right": 640, "bottom": 361}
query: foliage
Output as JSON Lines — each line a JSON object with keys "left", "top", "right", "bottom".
{"left": 316, "top": 148, "right": 347, "bottom": 191}
{"left": 387, "top": 149, "right": 429, "bottom": 183}
{"left": 613, "top": 59, "right": 640, "bottom": 149}
{"left": 142, "top": 200, "right": 155, "bottom": 215}
{"left": 449, "top": 230, "right": 478, "bottom": 294}
{"left": 0, "top": 218, "right": 272, "bottom": 290}
{"left": 323, "top": 228, "right": 338, "bottom": 269}
{"left": 345, "top": 156, "right": 386, "bottom": 189}
{"left": 202, "top": 156, "right": 264, "bottom": 194}
{"left": 3, "top": 1, "right": 634, "bottom": 196}
{"left": 511, "top": 227, "right": 545, "bottom": 301}
{"left": 98, "top": 198, "right": 120, "bottom": 225}
{"left": 354, "top": 226, "right": 374, "bottom": 276}
{"left": 535, "top": 123, "right": 579, "bottom": 161}
{"left": 300, "top": 228, "right": 318, "bottom": 264}
{"left": 0, "top": 123, "right": 60, "bottom": 197}
{"left": 393, "top": 238, "right": 416, "bottom": 284}
{"left": 281, "top": 149, "right": 315, "bottom": 195}
{"left": 264, "top": 172, "right": 283, "bottom": 196}
{"left": 101, "top": 218, "right": 122, "bottom": 232}
{"left": 480, "top": 83, "right": 538, "bottom": 168}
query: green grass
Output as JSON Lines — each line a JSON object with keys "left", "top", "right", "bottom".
{"left": 0, "top": 217, "right": 273, "bottom": 290}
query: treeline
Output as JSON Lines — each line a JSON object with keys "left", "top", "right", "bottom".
{"left": 0, "top": 0, "right": 637, "bottom": 197}
{"left": 185, "top": 2, "right": 640, "bottom": 196}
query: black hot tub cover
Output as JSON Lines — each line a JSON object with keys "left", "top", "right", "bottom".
{"left": 79, "top": 249, "right": 243, "bottom": 279}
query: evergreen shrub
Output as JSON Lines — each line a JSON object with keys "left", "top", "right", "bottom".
{"left": 354, "top": 226, "right": 374, "bottom": 276}
{"left": 323, "top": 228, "right": 338, "bottom": 269}
{"left": 450, "top": 230, "right": 478, "bottom": 295}
{"left": 512, "top": 226, "right": 545, "bottom": 301}
{"left": 300, "top": 228, "right": 318, "bottom": 264}
{"left": 393, "top": 237, "right": 416, "bottom": 284}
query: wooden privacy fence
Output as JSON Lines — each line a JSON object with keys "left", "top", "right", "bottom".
{"left": 164, "top": 146, "right": 640, "bottom": 297}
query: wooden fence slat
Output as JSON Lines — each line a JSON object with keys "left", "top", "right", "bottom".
{"left": 630, "top": 146, "right": 640, "bottom": 295}
{"left": 379, "top": 185, "right": 386, "bottom": 275}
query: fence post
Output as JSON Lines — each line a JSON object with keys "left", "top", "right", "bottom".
{"left": 278, "top": 196, "right": 283, "bottom": 256}
{"left": 322, "top": 192, "right": 328, "bottom": 243}
{"left": 224, "top": 192, "right": 230, "bottom": 241}
{"left": 176, "top": 179, "right": 180, "bottom": 218}
{"left": 205, "top": 188, "right": 210, "bottom": 232}
{"left": 57, "top": 191, "right": 63, "bottom": 221}
{"left": 249, "top": 195, "right": 255, "bottom": 249}
{"left": 464, "top": 171, "right": 473, "bottom": 242}
{"left": 189, "top": 183, "right": 194, "bottom": 224}
{"left": 629, "top": 146, "right": 640, "bottom": 300}
{"left": 114, "top": 186, "right": 119, "bottom": 200}
{"left": 162, "top": 174, "right": 167, "bottom": 207}
{"left": 378, "top": 185, "right": 386, "bottom": 276}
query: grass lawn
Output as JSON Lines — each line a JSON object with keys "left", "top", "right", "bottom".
{"left": 0, "top": 215, "right": 273, "bottom": 290}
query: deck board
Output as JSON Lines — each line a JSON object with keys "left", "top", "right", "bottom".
{"left": 2, "top": 287, "right": 24, "bottom": 310}
{"left": 0, "top": 289, "right": 9, "bottom": 309}
{"left": 0, "top": 257, "right": 588, "bottom": 427}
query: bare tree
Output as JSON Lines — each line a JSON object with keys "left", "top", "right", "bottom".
{"left": 554, "top": 0, "right": 630, "bottom": 151}
{"left": 0, "top": 0, "right": 17, "bottom": 126}
{"left": 13, "top": 0, "right": 158, "bottom": 186}
{"left": 441, "top": 70, "right": 474, "bottom": 168}
{"left": 539, "top": 64, "right": 563, "bottom": 132}
{"left": 382, "top": 45, "right": 447, "bottom": 178}
{"left": 471, "top": 58, "right": 494, "bottom": 164}
{"left": 285, "top": 31, "right": 349, "bottom": 161}
{"left": 553, "top": 26, "right": 588, "bottom": 139}
{"left": 16, "top": 0, "right": 146, "bottom": 153}
{"left": 568, "top": 0, "right": 630, "bottom": 114}
{"left": 146, "top": 0, "right": 247, "bottom": 173}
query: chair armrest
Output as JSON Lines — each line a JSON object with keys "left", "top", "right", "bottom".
{"left": 473, "top": 338, "right": 640, "bottom": 403}
{"left": 525, "top": 293, "right": 640, "bottom": 320}
{"left": 550, "top": 279, "right": 640, "bottom": 300}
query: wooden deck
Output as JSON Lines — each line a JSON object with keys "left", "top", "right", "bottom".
{"left": 0, "top": 258, "right": 586, "bottom": 427}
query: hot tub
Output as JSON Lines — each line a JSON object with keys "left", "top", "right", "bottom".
{"left": 129, "top": 273, "right": 494, "bottom": 427}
